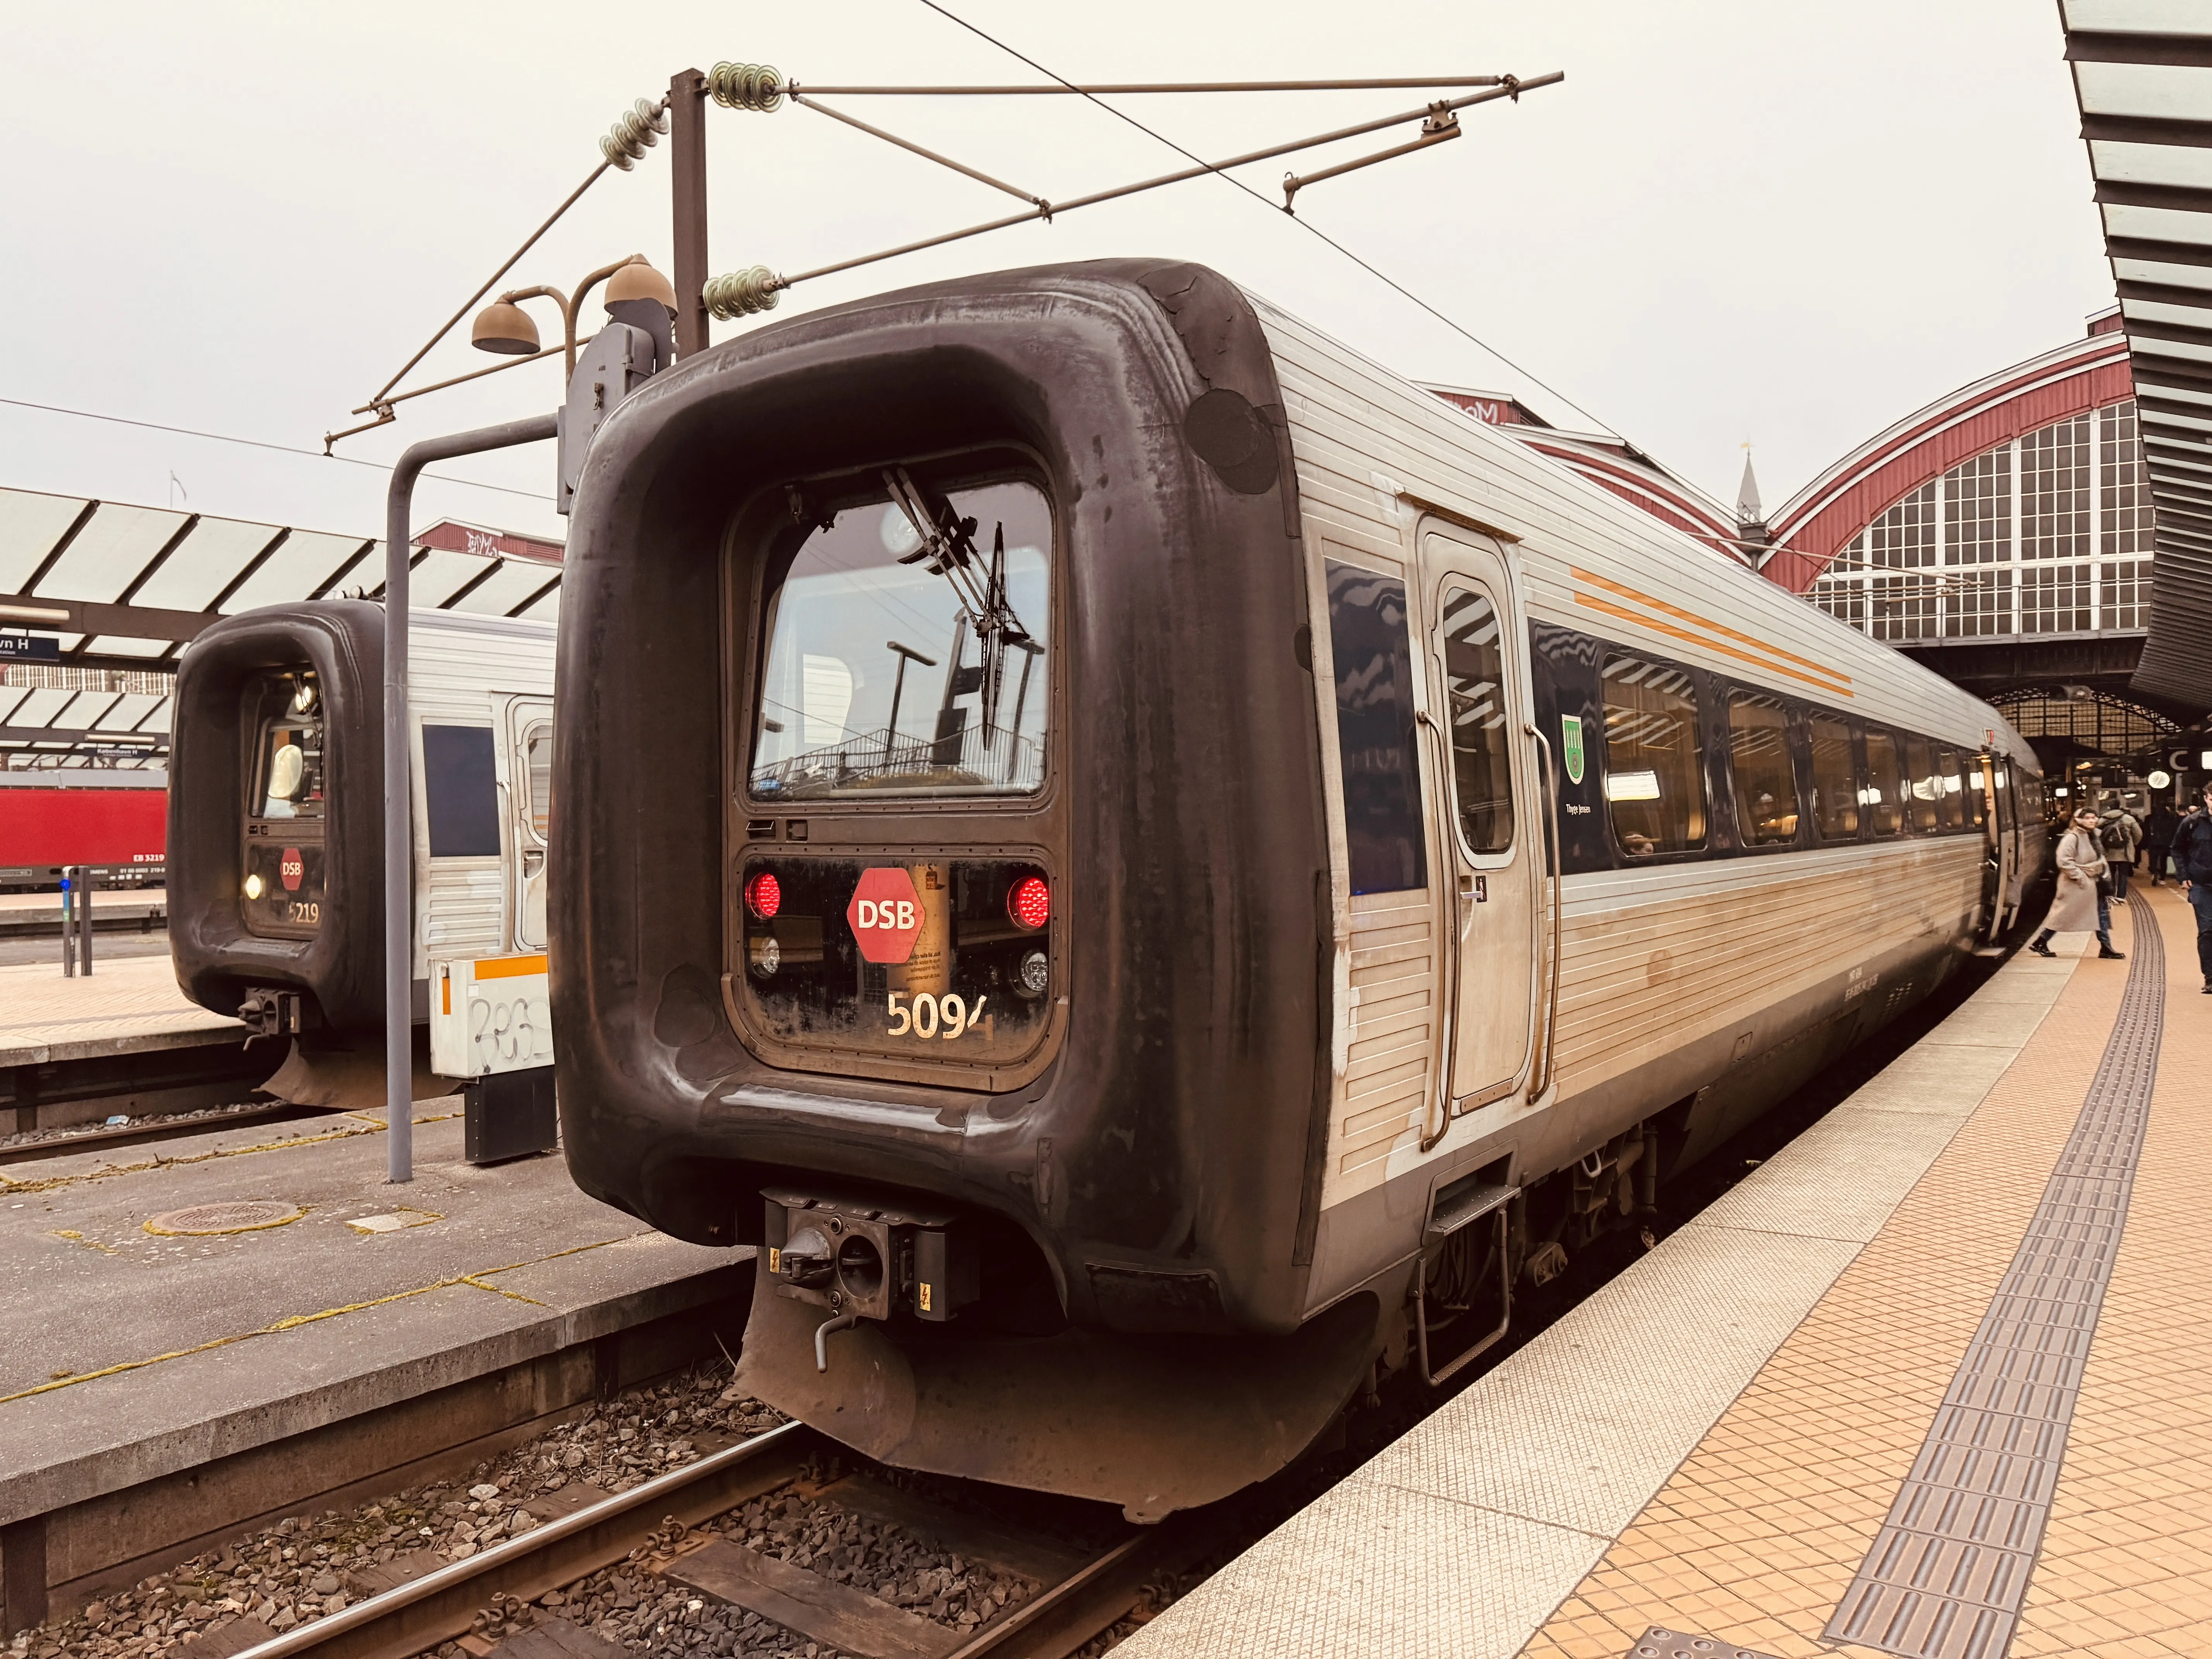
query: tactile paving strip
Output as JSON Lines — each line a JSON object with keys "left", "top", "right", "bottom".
{"left": 1824, "top": 908, "right": 2166, "bottom": 1659}
{"left": 1621, "top": 1628, "right": 1783, "bottom": 1659}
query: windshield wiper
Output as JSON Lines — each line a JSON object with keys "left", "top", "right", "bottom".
{"left": 883, "top": 467, "right": 1034, "bottom": 740}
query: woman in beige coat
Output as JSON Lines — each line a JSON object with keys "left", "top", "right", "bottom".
{"left": 2029, "top": 806, "right": 2124, "bottom": 960}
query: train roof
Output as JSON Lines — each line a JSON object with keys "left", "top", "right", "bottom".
{"left": 1240, "top": 283, "right": 2039, "bottom": 770}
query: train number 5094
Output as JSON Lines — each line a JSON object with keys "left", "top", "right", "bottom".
{"left": 886, "top": 991, "right": 988, "bottom": 1041}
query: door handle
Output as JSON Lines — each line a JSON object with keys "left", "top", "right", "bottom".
{"left": 522, "top": 850, "right": 545, "bottom": 876}
{"left": 1525, "top": 723, "right": 1562, "bottom": 1104}
{"left": 1415, "top": 709, "right": 1460, "bottom": 1154}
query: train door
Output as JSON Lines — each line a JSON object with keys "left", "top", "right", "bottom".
{"left": 505, "top": 698, "right": 553, "bottom": 950}
{"left": 1419, "top": 527, "right": 1540, "bottom": 1116}
{"left": 1974, "top": 750, "right": 2008, "bottom": 944}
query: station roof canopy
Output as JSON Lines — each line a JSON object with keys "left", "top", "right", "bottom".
{"left": 2062, "top": 0, "right": 2212, "bottom": 712}
{"left": 0, "top": 488, "right": 563, "bottom": 768}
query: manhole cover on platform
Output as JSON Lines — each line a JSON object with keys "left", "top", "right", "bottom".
{"left": 144, "top": 1201, "right": 304, "bottom": 1237}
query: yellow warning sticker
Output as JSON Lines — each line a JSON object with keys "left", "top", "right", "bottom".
{"left": 918, "top": 1282, "right": 932, "bottom": 1312}
{"left": 768, "top": 1247, "right": 780, "bottom": 1275}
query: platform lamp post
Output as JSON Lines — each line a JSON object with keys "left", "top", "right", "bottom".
{"left": 382, "top": 418, "right": 553, "bottom": 1183}
{"left": 381, "top": 255, "right": 679, "bottom": 1183}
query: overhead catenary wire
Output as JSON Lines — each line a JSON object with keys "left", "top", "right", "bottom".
{"left": 344, "top": 92, "right": 670, "bottom": 436}
{"left": 0, "top": 397, "right": 556, "bottom": 504}
{"left": 909, "top": 0, "right": 1621, "bottom": 440}
{"left": 783, "top": 75, "right": 1523, "bottom": 95}
{"left": 710, "top": 78, "right": 1560, "bottom": 315}
{"left": 792, "top": 93, "right": 1048, "bottom": 209}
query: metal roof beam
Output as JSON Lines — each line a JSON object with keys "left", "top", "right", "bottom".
{"left": 2134, "top": 393, "right": 2212, "bottom": 421}
{"left": 0, "top": 591, "right": 217, "bottom": 643}
{"left": 19, "top": 501, "right": 101, "bottom": 596}
{"left": 2068, "top": 31, "right": 2212, "bottom": 68}
{"left": 115, "top": 514, "right": 203, "bottom": 606}
{"left": 2098, "top": 179, "right": 2212, "bottom": 215}
{"left": 2129, "top": 357, "right": 2212, "bottom": 394}
{"left": 0, "top": 724, "right": 166, "bottom": 749}
{"left": 505, "top": 574, "right": 563, "bottom": 618}
{"left": 2109, "top": 234, "right": 2212, "bottom": 268}
{"left": 2082, "top": 115, "right": 2212, "bottom": 149}
{"left": 2116, "top": 277, "right": 2212, "bottom": 308}
{"left": 2127, "top": 316, "right": 2212, "bottom": 349}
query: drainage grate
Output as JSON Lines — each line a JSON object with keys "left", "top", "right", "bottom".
{"left": 144, "top": 1200, "right": 305, "bottom": 1236}
{"left": 1623, "top": 1628, "right": 1784, "bottom": 1659}
{"left": 1826, "top": 908, "right": 2166, "bottom": 1659}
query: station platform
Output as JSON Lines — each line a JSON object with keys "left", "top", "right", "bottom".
{"left": 0, "top": 888, "right": 167, "bottom": 930}
{"left": 0, "top": 952, "right": 235, "bottom": 1068}
{"left": 0, "top": 1099, "right": 751, "bottom": 1627}
{"left": 1124, "top": 886, "right": 2207, "bottom": 1659}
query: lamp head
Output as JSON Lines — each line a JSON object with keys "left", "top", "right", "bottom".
{"left": 605, "top": 258, "right": 677, "bottom": 317}
{"left": 471, "top": 297, "right": 541, "bottom": 356}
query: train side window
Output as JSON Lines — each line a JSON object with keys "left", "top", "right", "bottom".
{"left": 1937, "top": 749, "right": 1968, "bottom": 831}
{"left": 1962, "top": 755, "right": 1989, "bottom": 830}
{"left": 1325, "top": 560, "right": 1427, "bottom": 894}
{"left": 1439, "top": 584, "right": 1513, "bottom": 855}
{"left": 422, "top": 724, "right": 503, "bottom": 858}
{"left": 1726, "top": 692, "right": 1800, "bottom": 847}
{"left": 1600, "top": 653, "right": 1706, "bottom": 857}
{"left": 524, "top": 725, "right": 553, "bottom": 840}
{"left": 1863, "top": 730, "right": 1905, "bottom": 836}
{"left": 1903, "top": 737, "right": 1941, "bottom": 833}
{"left": 1807, "top": 716, "right": 1860, "bottom": 840}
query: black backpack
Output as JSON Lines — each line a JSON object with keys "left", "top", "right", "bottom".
{"left": 2100, "top": 819, "right": 2128, "bottom": 852}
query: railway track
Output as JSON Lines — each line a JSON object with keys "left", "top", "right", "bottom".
{"left": 200, "top": 1422, "right": 1197, "bottom": 1659}
{"left": 0, "top": 1100, "right": 343, "bottom": 1167}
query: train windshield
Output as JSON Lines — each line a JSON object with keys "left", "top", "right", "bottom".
{"left": 750, "top": 479, "right": 1050, "bottom": 801}
{"left": 251, "top": 675, "right": 326, "bottom": 821}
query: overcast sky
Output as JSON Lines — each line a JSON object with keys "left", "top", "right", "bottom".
{"left": 1, "top": 0, "right": 2111, "bottom": 547}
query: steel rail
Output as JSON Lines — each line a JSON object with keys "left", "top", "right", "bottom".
{"left": 213, "top": 1424, "right": 817, "bottom": 1659}
{"left": 0, "top": 1102, "right": 343, "bottom": 1167}
{"left": 195, "top": 1414, "right": 1178, "bottom": 1659}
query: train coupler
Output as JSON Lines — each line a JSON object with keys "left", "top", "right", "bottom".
{"left": 762, "top": 1188, "right": 980, "bottom": 1326}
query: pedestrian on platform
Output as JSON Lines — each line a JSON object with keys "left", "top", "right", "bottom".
{"left": 2174, "top": 781, "right": 2212, "bottom": 994}
{"left": 2146, "top": 799, "right": 2183, "bottom": 887}
{"left": 2101, "top": 807, "right": 2140, "bottom": 903}
{"left": 2028, "top": 806, "right": 2124, "bottom": 960}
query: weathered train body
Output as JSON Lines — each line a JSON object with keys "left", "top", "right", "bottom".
{"left": 550, "top": 260, "right": 2043, "bottom": 1518}
{"left": 169, "top": 603, "right": 556, "bottom": 1103}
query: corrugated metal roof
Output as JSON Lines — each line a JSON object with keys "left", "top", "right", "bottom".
{"left": 0, "top": 489, "right": 562, "bottom": 767}
{"left": 2062, "top": 0, "right": 2212, "bottom": 711}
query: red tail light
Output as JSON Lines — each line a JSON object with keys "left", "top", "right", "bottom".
{"left": 1008, "top": 874, "right": 1050, "bottom": 930}
{"left": 744, "top": 871, "right": 782, "bottom": 920}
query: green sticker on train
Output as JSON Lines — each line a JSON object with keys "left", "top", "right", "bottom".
{"left": 1561, "top": 714, "right": 1586, "bottom": 785}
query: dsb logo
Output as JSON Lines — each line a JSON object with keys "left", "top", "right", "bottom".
{"left": 280, "top": 848, "right": 304, "bottom": 892}
{"left": 846, "top": 867, "right": 925, "bottom": 965}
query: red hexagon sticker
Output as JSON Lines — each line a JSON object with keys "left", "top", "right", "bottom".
{"left": 846, "top": 867, "right": 923, "bottom": 964}
{"left": 280, "top": 847, "right": 304, "bottom": 891}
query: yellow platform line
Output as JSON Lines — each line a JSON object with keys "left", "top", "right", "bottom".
{"left": 0, "top": 1109, "right": 466, "bottom": 1195}
{"left": 0, "top": 1235, "right": 635, "bottom": 1407}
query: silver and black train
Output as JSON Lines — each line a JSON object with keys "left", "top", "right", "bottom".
{"left": 549, "top": 259, "right": 2045, "bottom": 1519}
{"left": 168, "top": 603, "right": 556, "bottom": 1107}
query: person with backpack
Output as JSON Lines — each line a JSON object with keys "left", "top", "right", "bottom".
{"left": 2175, "top": 782, "right": 2212, "bottom": 994}
{"left": 2029, "top": 805, "right": 2124, "bottom": 961}
{"left": 2101, "top": 807, "right": 2141, "bottom": 902}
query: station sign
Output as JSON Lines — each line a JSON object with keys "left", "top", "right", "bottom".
{"left": 0, "top": 633, "right": 61, "bottom": 663}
